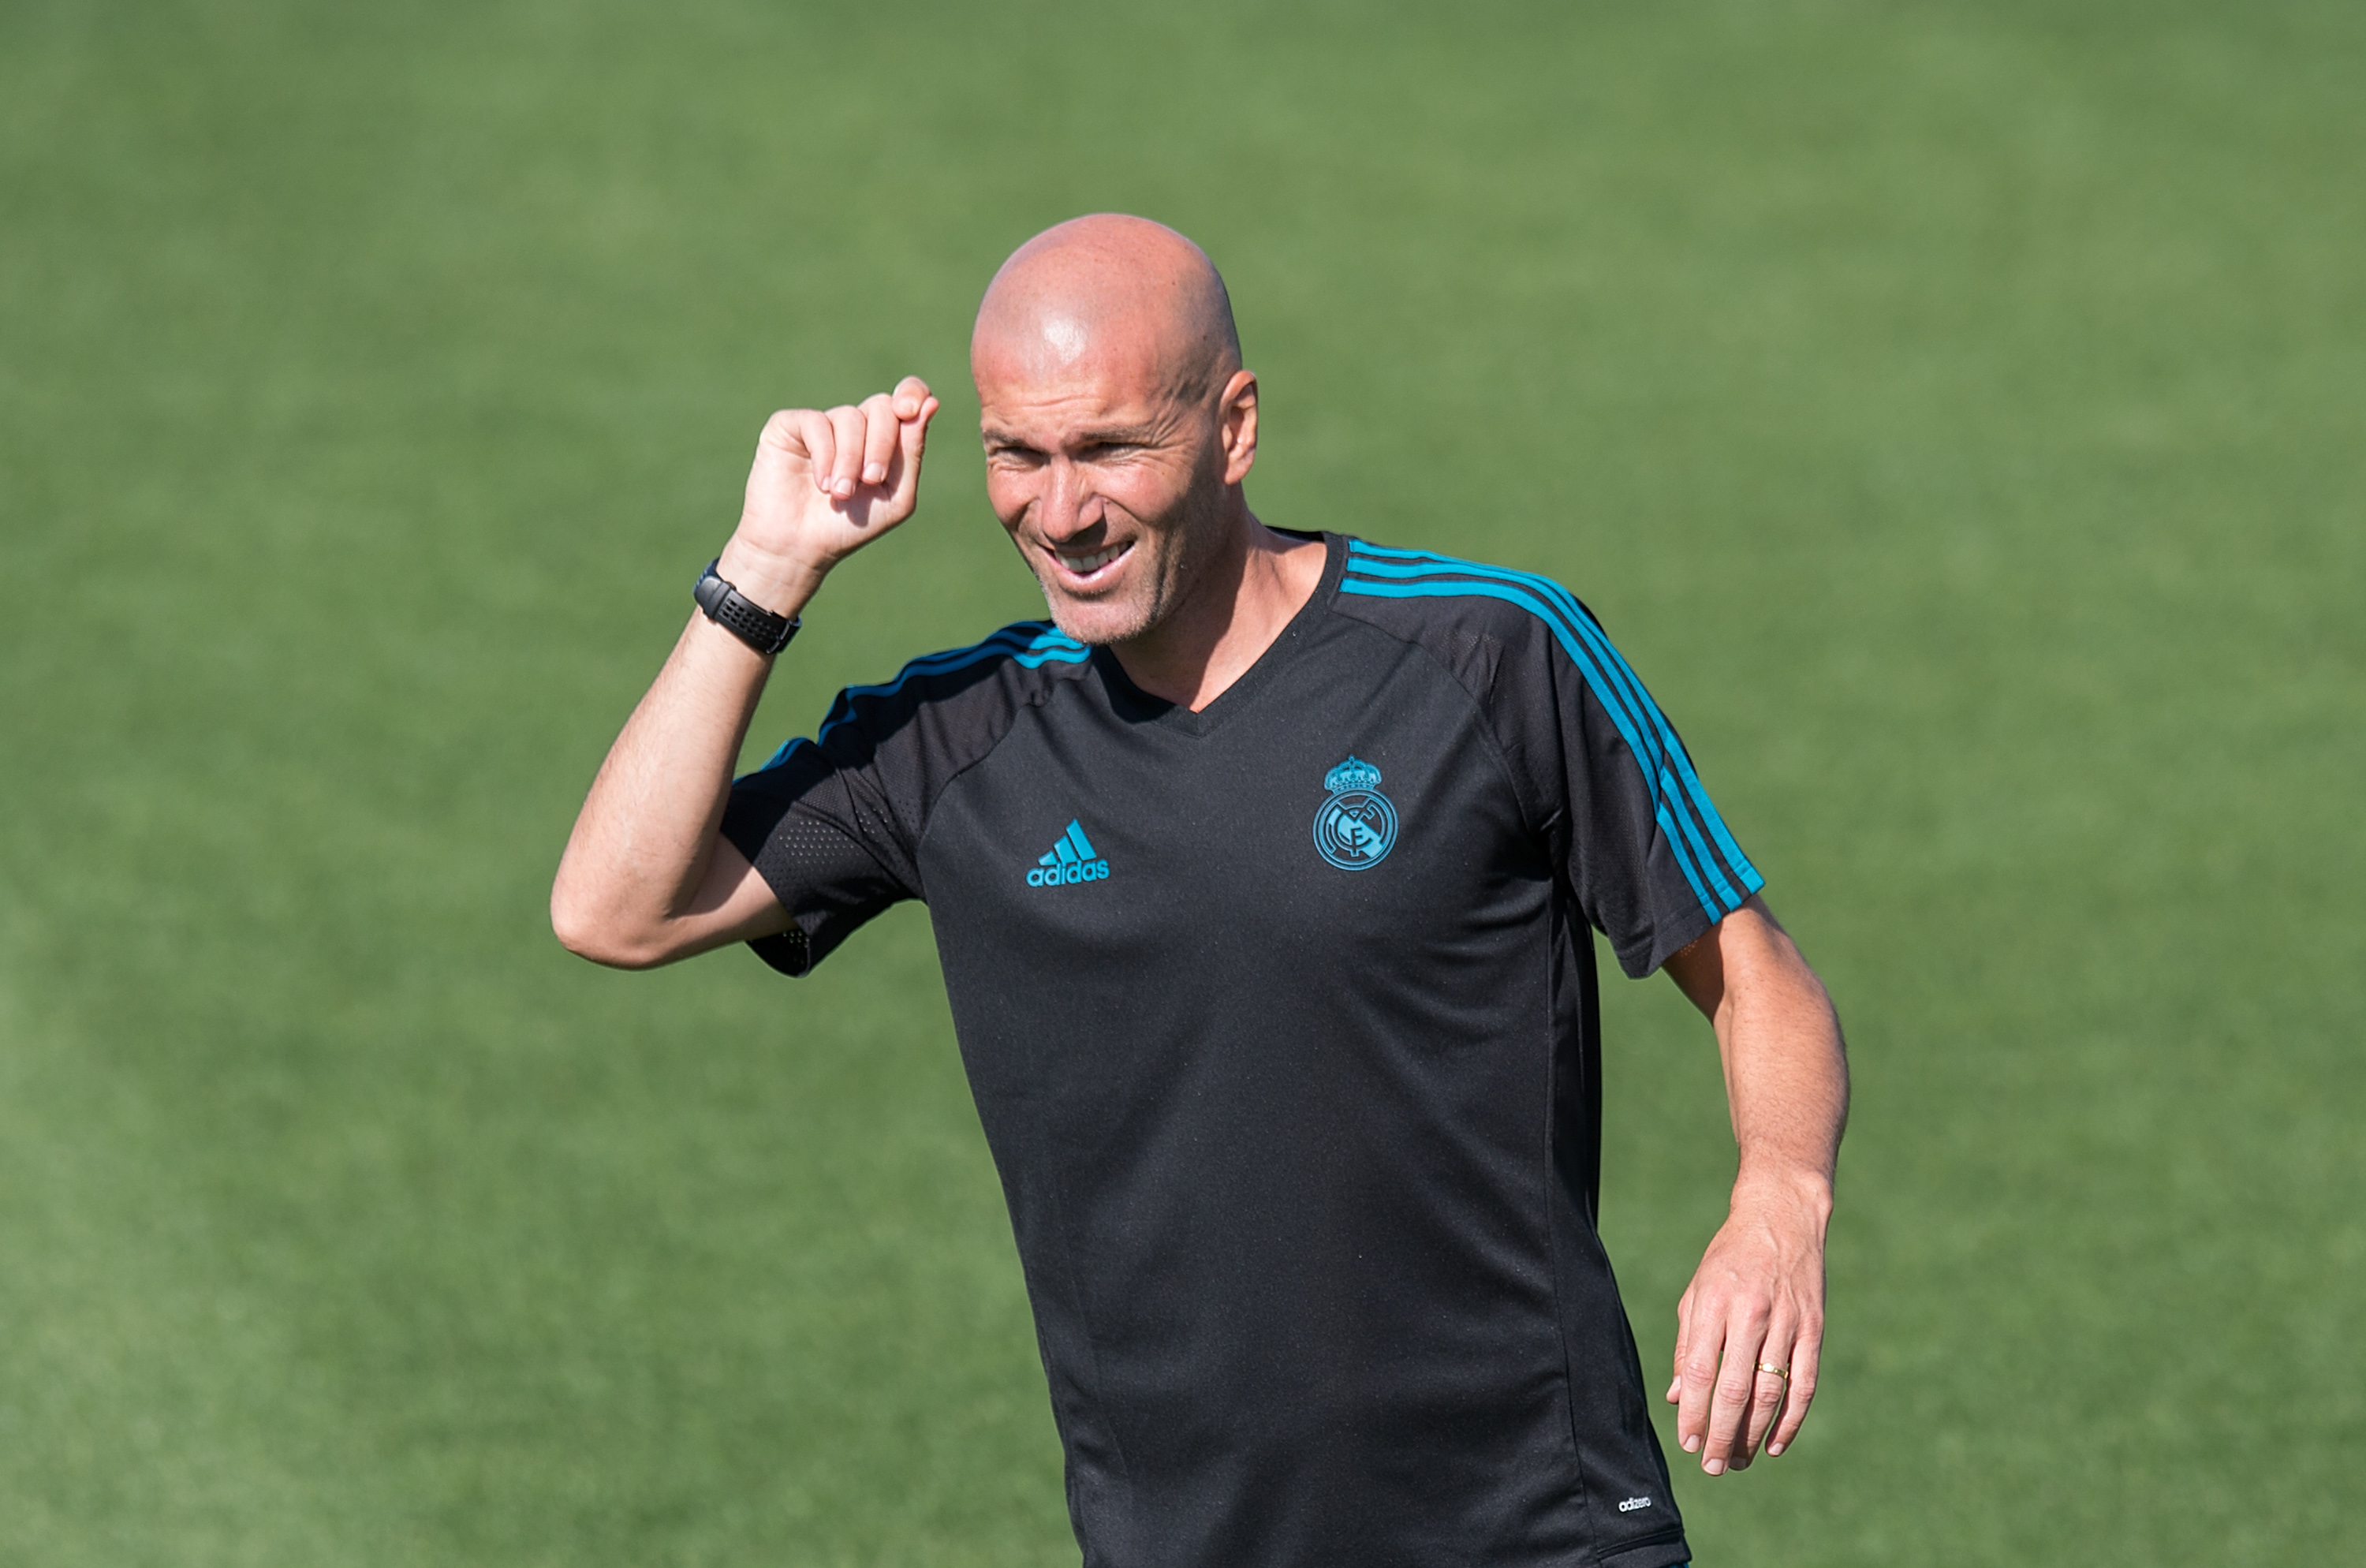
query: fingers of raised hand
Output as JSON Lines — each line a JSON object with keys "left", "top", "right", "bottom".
{"left": 739, "top": 386, "right": 935, "bottom": 568}
{"left": 886, "top": 394, "right": 939, "bottom": 508}
{"left": 759, "top": 407, "right": 830, "bottom": 463}
{"left": 820, "top": 404, "right": 869, "bottom": 498}
{"left": 817, "top": 384, "right": 936, "bottom": 503}
{"left": 749, "top": 408, "right": 837, "bottom": 516}
{"left": 856, "top": 394, "right": 901, "bottom": 487}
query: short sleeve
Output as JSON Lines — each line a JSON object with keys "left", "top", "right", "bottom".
{"left": 720, "top": 732, "right": 924, "bottom": 978}
{"left": 1540, "top": 603, "right": 1765, "bottom": 977}
{"left": 1330, "top": 539, "right": 1764, "bottom": 978}
{"left": 715, "top": 621, "right": 1077, "bottom": 977}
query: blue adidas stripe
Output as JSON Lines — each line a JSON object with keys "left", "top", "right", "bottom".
{"left": 1340, "top": 552, "right": 1756, "bottom": 914}
{"left": 1343, "top": 543, "right": 1761, "bottom": 911}
{"left": 1350, "top": 547, "right": 1676, "bottom": 769}
{"left": 1401, "top": 548, "right": 1760, "bottom": 894}
{"left": 1344, "top": 569, "right": 1745, "bottom": 914}
{"left": 815, "top": 623, "right": 1087, "bottom": 743}
{"left": 1655, "top": 802, "right": 1722, "bottom": 920}
{"left": 1345, "top": 541, "right": 1756, "bottom": 890}
{"left": 752, "top": 622, "right": 1089, "bottom": 772}
{"left": 755, "top": 736, "right": 813, "bottom": 773}
{"left": 1341, "top": 544, "right": 1761, "bottom": 918}
{"left": 1347, "top": 543, "right": 1741, "bottom": 857}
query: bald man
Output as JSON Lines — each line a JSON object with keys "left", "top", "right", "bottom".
{"left": 554, "top": 215, "right": 1847, "bottom": 1568}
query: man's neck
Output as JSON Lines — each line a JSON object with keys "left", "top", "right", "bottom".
{"left": 1110, "top": 512, "right": 1326, "bottom": 712}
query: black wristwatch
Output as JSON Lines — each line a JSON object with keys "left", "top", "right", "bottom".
{"left": 693, "top": 559, "right": 801, "bottom": 655}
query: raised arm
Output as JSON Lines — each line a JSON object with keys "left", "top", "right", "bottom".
{"left": 1659, "top": 894, "right": 1849, "bottom": 1474}
{"left": 550, "top": 378, "right": 938, "bottom": 969}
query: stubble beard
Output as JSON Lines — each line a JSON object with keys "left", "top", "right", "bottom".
{"left": 1033, "top": 483, "right": 1221, "bottom": 650}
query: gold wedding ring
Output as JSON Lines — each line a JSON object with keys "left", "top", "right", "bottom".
{"left": 1756, "top": 1362, "right": 1790, "bottom": 1379}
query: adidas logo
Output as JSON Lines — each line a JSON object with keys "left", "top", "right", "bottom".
{"left": 1025, "top": 819, "right": 1111, "bottom": 887}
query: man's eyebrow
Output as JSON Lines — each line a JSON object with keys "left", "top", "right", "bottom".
{"left": 981, "top": 424, "right": 1164, "bottom": 450}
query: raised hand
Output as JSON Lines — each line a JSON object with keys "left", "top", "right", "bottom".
{"left": 715, "top": 375, "right": 939, "bottom": 619}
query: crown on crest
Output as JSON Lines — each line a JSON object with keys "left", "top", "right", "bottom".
{"left": 1324, "top": 756, "right": 1383, "bottom": 794}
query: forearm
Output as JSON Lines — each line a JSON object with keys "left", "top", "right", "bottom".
{"left": 1662, "top": 896, "right": 1847, "bottom": 1469}
{"left": 1717, "top": 947, "right": 1848, "bottom": 1204}
{"left": 550, "top": 380, "right": 936, "bottom": 968}
{"left": 550, "top": 611, "right": 778, "bottom": 962}
{"left": 1669, "top": 897, "right": 1849, "bottom": 1195}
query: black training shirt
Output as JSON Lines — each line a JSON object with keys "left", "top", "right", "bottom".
{"left": 723, "top": 532, "right": 1763, "bottom": 1568}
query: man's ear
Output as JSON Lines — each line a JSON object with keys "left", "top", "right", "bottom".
{"left": 1218, "top": 369, "right": 1259, "bottom": 485}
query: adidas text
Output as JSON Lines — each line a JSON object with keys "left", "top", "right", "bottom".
{"left": 1028, "top": 860, "right": 1110, "bottom": 887}
{"left": 1027, "top": 819, "right": 1110, "bottom": 887}
{"left": 1616, "top": 1497, "right": 1652, "bottom": 1514}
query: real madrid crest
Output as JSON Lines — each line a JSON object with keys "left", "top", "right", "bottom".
{"left": 1313, "top": 756, "right": 1398, "bottom": 871}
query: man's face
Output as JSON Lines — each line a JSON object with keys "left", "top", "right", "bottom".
{"left": 975, "top": 329, "right": 1236, "bottom": 648}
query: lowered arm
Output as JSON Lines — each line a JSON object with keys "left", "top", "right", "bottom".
{"left": 1659, "top": 894, "right": 1849, "bottom": 1474}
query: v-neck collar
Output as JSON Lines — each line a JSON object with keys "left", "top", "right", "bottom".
{"left": 1093, "top": 530, "right": 1344, "bottom": 739}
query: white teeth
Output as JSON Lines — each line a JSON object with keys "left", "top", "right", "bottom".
{"left": 1056, "top": 543, "right": 1129, "bottom": 575}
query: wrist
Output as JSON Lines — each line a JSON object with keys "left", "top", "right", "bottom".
{"left": 1729, "top": 1161, "right": 1835, "bottom": 1222}
{"left": 694, "top": 557, "right": 801, "bottom": 657}
{"left": 715, "top": 532, "right": 829, "bottom": 621}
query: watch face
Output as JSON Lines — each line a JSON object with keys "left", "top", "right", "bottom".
{"left": 696, "top": 566, "right": 729, "bottom": 616}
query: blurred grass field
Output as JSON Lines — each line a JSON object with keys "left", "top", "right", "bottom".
{"left": 3, "top": 1, "right": 2361, "bottom": 1562}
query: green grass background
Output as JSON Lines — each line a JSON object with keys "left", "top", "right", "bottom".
{"left": 3, "top": 1, "right": 2360, "bottom": 1562}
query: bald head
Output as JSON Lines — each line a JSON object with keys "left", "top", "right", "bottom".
{"left": 970, "top": 217, "right": 1268, "bottom": 653}
{"left": 972, "top": 215, "right": 1241, "bottom": 401}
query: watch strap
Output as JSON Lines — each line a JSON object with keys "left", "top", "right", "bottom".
{"left": 694, "top": 559, "right": 800, "bottom": 655}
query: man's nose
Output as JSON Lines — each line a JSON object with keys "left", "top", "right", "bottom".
{"left": 1036, "top": 460, "right": 1100, "bottom": 543}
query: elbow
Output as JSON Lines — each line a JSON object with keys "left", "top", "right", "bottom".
{"left": 549, "top": 887, "right": 670, "bottom": 971}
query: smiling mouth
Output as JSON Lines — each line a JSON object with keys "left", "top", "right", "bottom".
{"left": 1053, "top": 541, "right": 1133, "bottom": 581}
